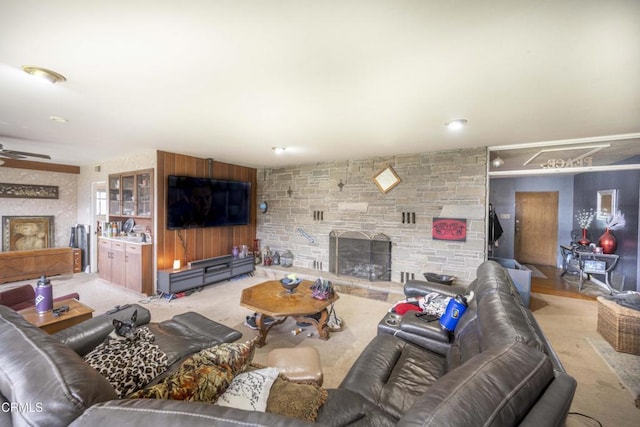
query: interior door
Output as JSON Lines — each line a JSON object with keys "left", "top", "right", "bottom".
{"left": 515, "top": 192, "right": 558, "bottom": 266}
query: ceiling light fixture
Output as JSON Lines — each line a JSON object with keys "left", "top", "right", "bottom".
{"left": 50, "top": 116, "right": 68, "bottom": 123}
{"left": 491, "top": 156, "right": 505, "bottom": 168}
{"left": 272, "top": 146, "right": 286, "bottom": 154}
{"left": 22, "top": 66, "right": 67, "bottom": 84}
{"left": 445, "top": 119, "right": 467, "bottom": 131}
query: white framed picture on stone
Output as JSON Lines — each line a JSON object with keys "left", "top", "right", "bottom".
{"left": 373, "top": 165, "right": 401, "bottom": 193}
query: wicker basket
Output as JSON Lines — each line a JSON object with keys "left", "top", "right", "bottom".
{"left": 597, "top": 296, "right": 640, "bottom": 356}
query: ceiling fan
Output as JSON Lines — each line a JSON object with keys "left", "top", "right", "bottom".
{"left": 0, "top": 143, "right": 51, "bottom": 160}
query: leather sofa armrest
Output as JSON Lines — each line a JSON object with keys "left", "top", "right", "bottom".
{"left": 170, "top": 311, "right": 242, "bottom": 343}
{"left": 403, "top": 280, "right": 467, "bottom": 298}
{"left": 396, "top": 313, "right": 451, "bottom": 355}
{"left": 518, "top": 371, "right": 577, "bottom": 427}
{"left": 54, "top": 304, "right": 151, "bottom": 356}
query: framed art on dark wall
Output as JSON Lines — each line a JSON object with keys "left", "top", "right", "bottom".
{"left": 596, "top": 189, "right": 617, "bottom": 219}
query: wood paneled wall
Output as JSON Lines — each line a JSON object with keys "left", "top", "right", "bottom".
{"left": 156, "top": 151, "right": 257, "bottom": 270}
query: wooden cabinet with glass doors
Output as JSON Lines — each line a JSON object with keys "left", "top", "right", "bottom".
{"left": 108, "top": 169, "right": 153, "bottom": 218}
{"left": 109, "top": 175, "right": 121, "bottom": 215}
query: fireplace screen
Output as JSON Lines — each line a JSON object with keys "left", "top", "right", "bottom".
{"left": 329, "top": 231, "right": 391, "bottom": 281}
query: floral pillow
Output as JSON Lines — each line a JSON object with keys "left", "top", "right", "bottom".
{"left": 129, "top": 339, "right": 256, "bottom": 402}
{"left": 215, "top": 367, "right": 279, "bottom": 411}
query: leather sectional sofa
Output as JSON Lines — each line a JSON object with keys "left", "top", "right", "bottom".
{"left": 0, "top": 260, "right": 575, "bottom": 426}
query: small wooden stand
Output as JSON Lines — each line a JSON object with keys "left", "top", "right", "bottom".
{"left": 18, "top": 298, "right": 94, "bottom": 334}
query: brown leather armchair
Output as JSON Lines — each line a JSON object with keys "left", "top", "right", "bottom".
{"left": 0, "top": 284, "right": 79, "bottom": 311}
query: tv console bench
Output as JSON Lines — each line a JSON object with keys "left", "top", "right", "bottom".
{"left": 157, "top": 254, "right": 254, "bottom": 295}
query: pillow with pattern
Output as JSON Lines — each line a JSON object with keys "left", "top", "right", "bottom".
{"left": 266, "top": 376, "right": 328, "bottom": 422}
{"left": 215, "top": 367, "right": 279, "bottom": 411}
{"left": 129, "top": 339, "right": 256, "bottom": 402}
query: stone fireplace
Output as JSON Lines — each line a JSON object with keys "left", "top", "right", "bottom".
{"left": 329, "top": 231, "right": 391, "bottom": 281}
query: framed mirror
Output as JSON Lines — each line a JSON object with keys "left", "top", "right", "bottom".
{"left": 373, "top": 165, "right": 401, "bottom": 193}
{"left": 597, "top": 189, "right": 617, "bottom": 220}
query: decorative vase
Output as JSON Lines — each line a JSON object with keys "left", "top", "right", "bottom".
{"left": 578, "top": 228, "right": 590, "bottom": 246}
{"left": 598, "top": 228, "right": 617, "bottom": 254}
{"left": 232, "top": 246, "right": 239, "bottom": 258}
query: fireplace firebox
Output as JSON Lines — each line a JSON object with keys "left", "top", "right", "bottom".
{"left": 329, "top": 231, "right": 391, "bottom": 281}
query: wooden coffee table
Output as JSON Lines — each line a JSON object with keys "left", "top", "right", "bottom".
{"left": 18, "top": 298, "right": 94, "bottom": 334}
{"left": 240, "top": 280, "right": 339, "bottom": 347}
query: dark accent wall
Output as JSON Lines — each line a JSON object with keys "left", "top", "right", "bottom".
{"left": 156, "top": 151, "right": 257, "bottom": 271}
{"left": 489, "top": 175, "right": 575, "bottom": 267}
{"left": 490, "top": 170, "right": 639, "bottom": 291}
{"left": 573, "top": 170, "right": 639, "bottom": 291}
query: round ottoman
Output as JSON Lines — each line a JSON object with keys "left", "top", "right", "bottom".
{"left": 267, "top": 346, "right": 323, "bottom": 386}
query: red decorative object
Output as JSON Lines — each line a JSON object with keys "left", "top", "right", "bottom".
{"left": 598, "top": 228, "right": 617, "bottom": 254}
{"left": 578, "top": 228, "right": 590, "bottom": 246}
{"left": 432, "top": 218, "right": 467, "bottom": 242}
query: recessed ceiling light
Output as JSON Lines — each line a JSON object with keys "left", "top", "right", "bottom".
{"left": 445, "top": 119, "right": 467, "bottom": 131}
{"left": 50, "top": 116, "right": 68, "bottom": 123}
{"left": 22, "top": 65, "right": 67, "bottom": 84}
{"left": 272, "top": 146, "right": 286, "bottom": 154}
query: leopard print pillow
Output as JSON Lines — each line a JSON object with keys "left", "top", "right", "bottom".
{"left": 84, "top": 326, "right": 168, "bottom": 398}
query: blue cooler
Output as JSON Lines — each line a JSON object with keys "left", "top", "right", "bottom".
{"left": 439, "top": 294, "right": 469, "bottom": 332}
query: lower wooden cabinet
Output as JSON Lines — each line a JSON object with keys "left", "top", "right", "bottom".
{"left": 0, "top": 248, "right": 74, "bottom": 284}
{"left": 98, "top": 238, "right": 152, "bottom": 295}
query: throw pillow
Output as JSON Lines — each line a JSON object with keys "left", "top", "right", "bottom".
{"left": 129, "top": 339, "right": 256, "bottom": 402}
{"left": 215, "top": 367, "right": 279, "bottom": 411}
{"left": 418, "top": 292, "right": 452, "bottom": 317}
{"left": 83, "top": 326, "right": 169, "bottom": 398}
{"left": 392, "top": 302, "right": 421, "bottom": 315}
{"left": 266, "top": 376, "right": 328, "bottom": 422}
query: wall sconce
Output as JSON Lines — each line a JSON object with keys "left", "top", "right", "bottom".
{"left": 173, "top": 259, "right": 181, "bottom": 270}
{"left": 338, "top": 179, "right": 345, "bottom": 192}
{"left": 287, "top": 187, "right": 293, "bottom": 198}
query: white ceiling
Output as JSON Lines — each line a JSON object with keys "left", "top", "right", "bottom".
{"left": 0, "top": 0, "right": 639, "bottom": 168}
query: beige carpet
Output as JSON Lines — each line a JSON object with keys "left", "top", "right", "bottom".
{"left": 36, "top": 273, "right": 394, "bottom": 388}
{"left": 530, "top": 294, "right": 639, "bottom": 426}
{"left": 5, "top": 273, "right": 639, "bottom": 425}
{"left": 586, "top": 337, "right": 640, "bottom": 408}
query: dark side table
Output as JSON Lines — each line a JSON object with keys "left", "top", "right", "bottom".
{"left": 560, "top": 245, "right": 620, "bottom": 294}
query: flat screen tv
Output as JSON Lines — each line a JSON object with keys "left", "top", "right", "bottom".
{"left": 167, "top": 175, "right": 251, "bottom": 229}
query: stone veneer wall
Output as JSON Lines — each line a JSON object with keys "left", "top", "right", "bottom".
{"left": 256, "top": 147, "right": 488, "bottom": 285}
{"left": 0, "top": 167, "right": 77, "bottom": 250}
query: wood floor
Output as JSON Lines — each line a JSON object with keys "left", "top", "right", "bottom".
{"left": 530, "top": 264, "right": 597, "bottom": 301}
